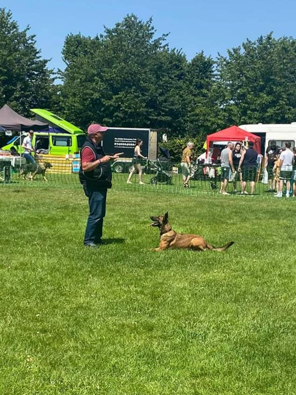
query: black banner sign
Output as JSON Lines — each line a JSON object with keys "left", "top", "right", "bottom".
{"left": 102, "top": 129, "right": 149, "bottom": 158}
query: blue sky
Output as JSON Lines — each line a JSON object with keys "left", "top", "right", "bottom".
{"left": 2, "top": 0, "right": 296, "bottom": 71}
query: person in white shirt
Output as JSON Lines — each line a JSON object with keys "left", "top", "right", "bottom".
{"left": 22, "top": 130, "right": 36, "bottom": 164}
{"left": 275, "top": 142, "right": 294, "bottom": 198}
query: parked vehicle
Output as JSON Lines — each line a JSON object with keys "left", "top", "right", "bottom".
{"left": 1, "top": 112, "right": 159, "bottom": 165}
{"left": 1, "top": 109, "right": 86, "bottom": 155}
{"left": 31, "top": 108, "right": 83, "bottom": 135}
{"left": 239, "top": 123, "right": 296, "bottom": 154}
{"left": 1, "top": 132, "right": 86, "bottom": 156}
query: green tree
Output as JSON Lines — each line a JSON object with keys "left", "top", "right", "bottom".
{"left": 60, "top": 15, "right": 190, "bottom": 134}
{"left": 147, "top": 48, "right": 190, "bottom": 134}
{"left": 217, "top": 33, "right": 296, "bottom": 125}
{"left": 60, "top": 33, "right": 102, "bottom": 128}
{"left": 185, "top": 52, "right": 224, "bottom": 138}
{"left": 0, "top": 8, "right": 56, "bottom": 116}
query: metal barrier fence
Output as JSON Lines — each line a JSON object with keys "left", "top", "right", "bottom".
{"left": 0, "top": 154, "right": 285, "bottom": 197}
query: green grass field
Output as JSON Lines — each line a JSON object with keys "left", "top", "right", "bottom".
{"left": 1, "top": 186, "right": 296, "bottom": 394}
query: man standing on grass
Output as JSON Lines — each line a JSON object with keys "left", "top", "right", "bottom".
{"left": 22, "top": 130, "right": 36, "bottom": 164}
{"left": 265, "top": 140, "right": 279, "bottom": 192}
{"left": 275, "top": 142, "right": 293, "bottom": 198}
{"left": 220, "top": 142, "right": 233, "bottom": 195}
{"left": 79, "top": 124, "right": 122, "bottom": 248}
{"left": 238, "top": 141, "right": 258, "bottom": 195}
{"left": 181, "top": 142, "right": 194, "bottom": 188}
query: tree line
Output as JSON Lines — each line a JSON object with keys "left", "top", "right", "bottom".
{"left": 2, "top": 8, "right": 296, "bottom": 143}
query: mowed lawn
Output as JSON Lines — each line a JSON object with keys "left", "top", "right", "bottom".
{"left": 0, "top": 186, "right": 296, "bottom": 395}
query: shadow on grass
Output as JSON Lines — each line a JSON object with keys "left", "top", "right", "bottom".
{"left": 102, "top": 238, "right": 125, "bottom": 245}
{"left": 12, "top": 188, "right": 26, "bottom": 193}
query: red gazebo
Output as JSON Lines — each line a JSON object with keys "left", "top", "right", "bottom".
{"left": 207, "top": 126, "right": 261, "bottom": 154}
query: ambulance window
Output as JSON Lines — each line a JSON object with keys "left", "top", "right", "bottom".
{"left": 52, "top": 136, "right": 72, "bottom": 147}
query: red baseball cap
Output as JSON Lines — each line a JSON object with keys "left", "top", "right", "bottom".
{"left": 87, "top": 124, "right": 108, "bottom": 135}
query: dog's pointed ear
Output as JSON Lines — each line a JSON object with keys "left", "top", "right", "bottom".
{"left": 164, "top": 212, "right": 169, "bottom": 223}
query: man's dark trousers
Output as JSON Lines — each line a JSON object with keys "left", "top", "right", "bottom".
{"left": 84, "top": 187, "right": 107, "bottom": 245}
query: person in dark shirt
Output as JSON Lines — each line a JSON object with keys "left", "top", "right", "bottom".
{"left": 229, "top": 142, "right": 242, "bottom": 193}
{"left": 292, "top": 147, "right": 296, "bottom": 197}
{"left": 238, "top": 141, "right": 258, "bottom": 195}
{"left": 127, "top": 139, "right": 147, "bottom": 184}
{"left": 265, "top": 140, "right": 279, "bottom": 192}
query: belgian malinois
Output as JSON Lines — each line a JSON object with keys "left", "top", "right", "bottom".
{"left": 150, "top": 212, "right": 234, "bottom": 252}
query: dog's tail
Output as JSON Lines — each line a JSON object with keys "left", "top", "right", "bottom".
{"left": 206, "top": 241, "right": 234, "bottom": 252}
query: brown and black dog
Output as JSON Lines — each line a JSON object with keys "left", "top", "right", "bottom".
{"left": 20, "top": 162, "right": 52, "bottom": 181}
{"left": 150, "top": 212, "right": 234, "bottom": 252}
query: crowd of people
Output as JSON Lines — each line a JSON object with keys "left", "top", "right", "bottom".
{"left": 267, "top": 141, "right": 296, "bottom": 198}
{"left": 181, "top": 139, "right": 296, "bottom": 196}
{"left": 16, "top": 131, "right": 296, "bottom": 199}
{"left": 219, "top": 141, "right": 259, "bottom": 195}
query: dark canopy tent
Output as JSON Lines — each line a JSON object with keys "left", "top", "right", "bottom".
{"left": 0, "top": 104, "right": 48, "bottom": 131}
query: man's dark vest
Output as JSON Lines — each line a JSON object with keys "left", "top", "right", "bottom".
{"left": 79, "top": 137, "right": 112, "bottom": 189}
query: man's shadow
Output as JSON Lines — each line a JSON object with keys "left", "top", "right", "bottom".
{"left": 102, "top": 238, "right": 125, "bottom": 245}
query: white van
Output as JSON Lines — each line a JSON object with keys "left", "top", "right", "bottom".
{"left": 239, "top": 123, "right": 296, "bottom": 154}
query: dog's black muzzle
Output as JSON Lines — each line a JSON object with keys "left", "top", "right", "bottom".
{"left": 150, "top": 216, "right": 160, "bottom": 227}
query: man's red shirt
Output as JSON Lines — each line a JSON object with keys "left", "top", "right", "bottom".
{"left": 81, "top": 147, "right": 96, "bottom": 163}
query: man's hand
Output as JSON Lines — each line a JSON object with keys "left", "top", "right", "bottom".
{"left": 111, "top": 152, "right": 124, "bottom": 160}
{"left": 101, "top": 155, "right": 112, "bottom": 163}
{"left": 101, "top": 153, "right": 124, "bottom": 163}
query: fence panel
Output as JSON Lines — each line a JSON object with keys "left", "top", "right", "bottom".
{"left": 0, "top": 154, "right": 283, "bottom": 198}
